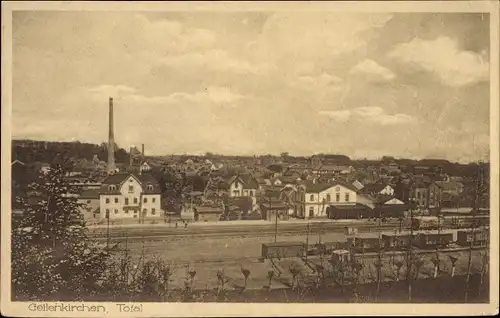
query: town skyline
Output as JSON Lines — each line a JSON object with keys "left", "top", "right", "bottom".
{"left": 12, "top": 11, "right": 490, "bottom": 163}
{"left": 11, "top": 137, "right": 490, "bottom": 165}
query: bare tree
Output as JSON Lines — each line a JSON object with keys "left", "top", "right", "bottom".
{"left": 241, "top": 266, "right": 251, "bottom": 290}
{"left": 215, "top": 269, "right": 231, "bottom": 302}
{"left": 449, "top": 255, "right": 459, "bottom": 277}
{"left": 431, "top": 255, "right": 440, "bottom": 279}
{"left": 267, "top": 270, "right": 275, "bottom": 290}
{"left": 393, "top": 260, "right": 404, "bottom": 282}
{"left": 289, "top": 262, "right": 303, "bottom": 290}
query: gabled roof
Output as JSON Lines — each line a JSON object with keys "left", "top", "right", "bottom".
{"left": 304, "top": 180, "right": 358, "bottom": 193}
{"left": 100, "top": 172, "right": 160, "bottom": 194}
{"left": 227, "top": 173, "right": 259, "bottom": 189}
{"left": 11, "top": 159, "right": 25, "bottom": 166}
{"left": 361, "top": 183, "right": 392, "bottom": 194}
{"left": 434, "top": 181, "right": 464, "bottom": 191}
{"left": 352, "top": 180, "right": 364, "bottom": 190}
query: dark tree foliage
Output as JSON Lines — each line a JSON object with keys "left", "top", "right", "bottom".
{"left": 11, "top": 159, "right": 111, "bottom": 300}
{"left": 12, "top": 139, "right": 129, "bottom": 165}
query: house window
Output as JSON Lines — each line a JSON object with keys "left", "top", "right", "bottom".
{"left": 326, "top": 194, "right": 331, "bottom": 202}
{"left": 105, "top": 198, "right": 110, "bottom": 204}
{"left": 144, "top": 197, "right": 148, "bottom": 203}
{"left": 143, "top": 208, "right": 147, "bottom": 213}
{"left": 152, "top": 197, "right": 156, "bottom": 203}
{"left": 152, "top": 208, "right": 156, "bottom": 215}
{"left": 114, "top": 209, "right": 118, "bottom": 214}
{"left": 336, "top": 193, "right": 340, "bottom": 202}
{"left": 124, "top": 209, "right": 129, "bottom": 214}
{"left": 309, "top": 207, "right": 314, "bottom": 217}
{"left": 310, "top": 194, "right": 314, "bottom": 201}
{"left": 249, "top": 191, "right": 254, "bottom": 196}
{"left": 125, "top": 198, "right": 129, "bottom": 205}
{"left": 233, "top": 190, "right": 239, "bottom": 196}
{"left": 108, "top": 185, "right": 116, "bottom": 191}
{"left": 134, "top": 197, "right": 138, "bottom": 204}
{"left": 345, "top": 193, "right": 350, "bottom": 202}
{"left": 106, "top": 209, "right": 110, "bottom": 214}
{"left": 87, "top": 200, "right": 91, "bottom": 204}
{"left": 114, "top": 198, "right": 119, "bottom": 203}
{"left": 147, "top": 185, "right": 154, "bottom": 191}
{"left": 128, "top": 185, "right": 134, "bottom": 193}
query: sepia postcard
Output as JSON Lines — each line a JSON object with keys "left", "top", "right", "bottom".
{"left": 1, "top": 1, "right": 499, "bottom": 317}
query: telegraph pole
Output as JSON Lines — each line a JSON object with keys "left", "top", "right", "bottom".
{"left": 407, "top": 183, "right": 415, "bottom": 302}
{"left": 274, "top": 199, "right": 278, "bottom": 243}
{"left": 465, "top": 161, "right": 482, "bottom": 302}
{"left": 106, "top": 209, "right": 110, "bottom": 249}
{"left": 305, "top": 221, "right": 310, "bottom": 261}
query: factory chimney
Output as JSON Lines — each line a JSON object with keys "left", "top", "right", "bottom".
{"left": 107, "top": 97, "right": 116, "bottom": 174}
{"left": 142, "top": 144, "right": 145, "bottom": 157}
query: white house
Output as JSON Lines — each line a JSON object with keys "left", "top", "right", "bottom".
{"left": 379, "top": 185, "right": 395, "bottom": 196}
{"left": 299, "top": 181, "right": 358, "bottom": 219}
{"left": 99, "top": 173, "right": 162, "bottom": 220}
{"left": 227, "top": 173, "right": 259, "bottom": 206}
{"left": 140, "top": 161, "right": 152, "bottom": 173}
{"left": 384, "top": 197, "right": 405, "bottom": 205}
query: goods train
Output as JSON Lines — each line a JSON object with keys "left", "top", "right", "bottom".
{"left": 404, "top": 215, "right": 489, "bottom": 231}
{"left": 261, "top": 228, "right": 489, "bottom": 260}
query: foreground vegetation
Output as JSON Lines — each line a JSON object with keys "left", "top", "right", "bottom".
{"left": 12, "top": 161, "right": 489, "bottom": 303}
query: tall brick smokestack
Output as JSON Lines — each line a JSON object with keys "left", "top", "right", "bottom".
{"left": 108, "top": 97, "right": 116, "bottom": 174}
{"left": 142, "top": 144, "right": 145, "bottom": 156}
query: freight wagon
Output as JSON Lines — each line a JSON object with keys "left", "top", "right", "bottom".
{"left": 457, "top": 229, "right": 489, "bottom": 247}
{"left": 382, "top": 232, "right": 417, "bottom": 250}
{"left": 261, "top": 241, "right": 305, "bottom": 259}
{"left": 414, "top": 232, "right": 454, "bottom": 249}
{"left": 347, "top": 236, "right": 382, "bottom": 253}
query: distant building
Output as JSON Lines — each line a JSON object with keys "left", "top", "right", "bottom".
{"left": 312, "top": 164, "right": 355, "bottom": 176}
{"left": 298, "top": 181, "right": 358, "bottom": 219}
{"left": 139, "top": 161, "right": 152, "bottom": 173}
{"left": 428, "top": 180, "right": 464, "bottom": 209}
{"left": 361, "top": 183, "right": 395, "bottom": 196}
{"left": 226, "top": 173, "right": 259, "bottom": 205}
{"left": 99, "top": 173, "right": 162, "bottom": 220}
{"left": 78, "top": 189, "right": 100, "bottom": 219}
{"left": 352, "top": 180, "right": 364, "bottom": 191}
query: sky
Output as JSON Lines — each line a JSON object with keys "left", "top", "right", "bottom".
{"left": 12, "top": 11, "right": 490, "bottom": 162}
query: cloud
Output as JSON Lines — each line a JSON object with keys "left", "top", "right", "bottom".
{"left": 349, "top": 59, "right": 396, "bottom": 82}
{"left": 257, "top": 13, "right": 393, "bottom": 61}
{"left": 318, "top": 110, "right": 351, "bottom": 122}
{"left": 87, "top": 85, "right": 137, "bottom": 97}
{"left": 159, "top": 49, "right": 272, "bottom": 75}
{"left": 319, "top": 106, "right": 415, "bottom": 125}
{"left": 388, "top": 36, "right": 489, "bottom": 87}
{"left": 86, "top": 85, "right": 244, "bottom": 106}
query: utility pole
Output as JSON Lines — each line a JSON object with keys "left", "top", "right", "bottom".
{"left": 106, "top": 209, "right": 110, "bottom": 249}
{"left": 465, "top": 162, "right": 481, "bottom": 302}
{"left": 274, "top": 199, "right": 278, "bottom": 243}
{"left": 407, "top": 183, "right": 415, "bottom": 302}
{"left": 305, "top": 221, "right": 310, "bottom": 261}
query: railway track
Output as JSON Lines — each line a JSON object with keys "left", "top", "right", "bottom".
{"left": 88, "top": 220, "right": 403, "bottom": 238}
{"left": 89, "top": 225, "right": 400, "bottom": 241}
